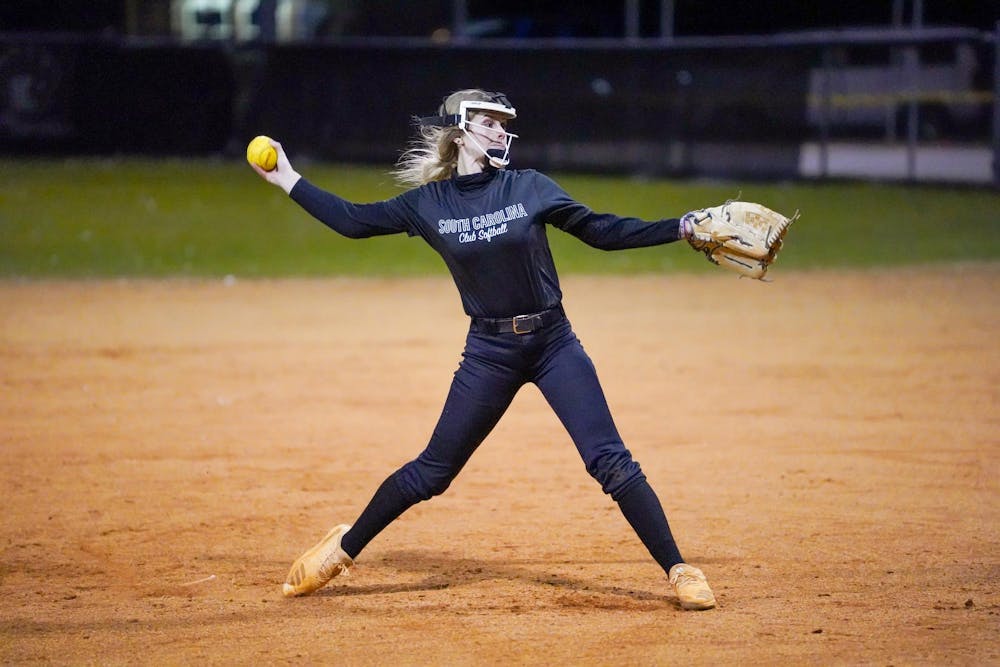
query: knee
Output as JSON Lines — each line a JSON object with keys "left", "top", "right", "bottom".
{"left": 396, "top": 459, "right": 455, "bottom": 503}
{"left": 587, "top": 449, "right": 645, "bottom": 501}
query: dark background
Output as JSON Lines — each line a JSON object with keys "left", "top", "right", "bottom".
{"left": 1, "top": 2, "right": 995, "bottom": 180}
{"left": 1, "top": 1, "right": 996, "bottom": 37}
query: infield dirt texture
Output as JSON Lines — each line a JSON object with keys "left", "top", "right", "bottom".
{"left": 1, "top": 268, "right": 998, "bottom": 664}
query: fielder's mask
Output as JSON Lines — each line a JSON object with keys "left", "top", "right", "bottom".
{"left": 418, "top": 91, "right": 518, "bottom": 169}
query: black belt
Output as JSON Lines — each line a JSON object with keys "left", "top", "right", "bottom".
{"left": 471, "top": 306, "right": 565, "bottom": 335}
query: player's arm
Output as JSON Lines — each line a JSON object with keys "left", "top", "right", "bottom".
{"left": 534, "top": 173, "right": 685, "bottom": 250}
{"left": 252, "top": 138, "right": 409, "bottom": 238}
{"left": 548, "top": 203, "right": 685, "bottom": 250}
{"left": 289, "top": 180, "right": 409, "bottom": 238}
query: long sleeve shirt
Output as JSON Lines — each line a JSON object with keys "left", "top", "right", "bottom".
{"left": 289, "top": 168, "right": 683, "bottom": 318}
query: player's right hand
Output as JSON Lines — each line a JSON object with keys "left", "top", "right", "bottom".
{"left": 253, "top": 139, "right": 302, "bottom": 195}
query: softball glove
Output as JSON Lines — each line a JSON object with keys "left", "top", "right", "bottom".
{"left": 683, "top": 201, "right": 798, "bottom": 280}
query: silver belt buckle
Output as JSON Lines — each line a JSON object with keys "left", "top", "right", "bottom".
{"left": 512, "top": 314, "right": 533, "bottom": 334}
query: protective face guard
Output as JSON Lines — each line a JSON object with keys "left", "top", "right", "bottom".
{"left": 418, "top": 93, "right": 518, "bottom": 168}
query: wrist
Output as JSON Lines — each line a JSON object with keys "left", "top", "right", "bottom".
{"left": 679, "top": 212, "right": 695, "bottom": 239}
{"left": 280, "top": 172, "right": 302, "bottom": 195}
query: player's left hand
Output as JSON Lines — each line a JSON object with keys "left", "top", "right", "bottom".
{"left": 682, "top": 201, "right": 798, "bottom": 280}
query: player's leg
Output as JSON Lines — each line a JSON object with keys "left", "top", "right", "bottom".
{"left": 341, "top": 337, "right": 523, "bottom": 558}
{"left": 533, "top": 327, "right": 715, "bottom": 609}
{"left": 282, "top": 330, "right": 525, "bottom": 596}
{"left": 532, "top": 328, "right": 681, "bottom": 566}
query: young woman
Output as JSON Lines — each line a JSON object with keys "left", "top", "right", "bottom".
{"left": 251, "top": 89, "right": 716, "bottom": 610}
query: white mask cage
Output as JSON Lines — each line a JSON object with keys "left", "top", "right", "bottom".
{"left": 418, "top": 95, "right": 519, "bottom": 168}
{"left": 457, "top": 101, "right": 518, "bottom": 168}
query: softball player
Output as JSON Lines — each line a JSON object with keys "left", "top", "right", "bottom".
{"left": 252, "top": 89, "right": 716, "bottom": 610}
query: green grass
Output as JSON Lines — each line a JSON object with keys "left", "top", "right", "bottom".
{"left": 1, "top": 157, "right": 998, "bottom": 278}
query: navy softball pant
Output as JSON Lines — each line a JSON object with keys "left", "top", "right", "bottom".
{"left": 340, "top": 312, "right": 685, "bottom": 574}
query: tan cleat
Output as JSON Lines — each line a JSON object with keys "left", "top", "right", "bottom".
{"left": 282, "top": 524, "right": 354, "bottom": 597}
{"left": 669, "top": 563, "right": 716, "bottom": 610}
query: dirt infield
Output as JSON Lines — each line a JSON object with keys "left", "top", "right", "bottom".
{"left": 2, "top": 268, "right": 998, "bottom": 665}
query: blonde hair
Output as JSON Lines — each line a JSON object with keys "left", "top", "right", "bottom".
{"left": 393, "top": 89, "right": 498, "bottom": 188}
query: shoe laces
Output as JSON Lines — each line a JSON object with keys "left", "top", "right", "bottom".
{"left": 320, "top": 549, "right": 352, "bottom": 578}
{"left": 671, "top": 566, "right": 705, "bottom": 588}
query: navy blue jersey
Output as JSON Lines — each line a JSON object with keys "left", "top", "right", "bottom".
{"left": 290, "top": 169, "right": 683, "bottom": 318}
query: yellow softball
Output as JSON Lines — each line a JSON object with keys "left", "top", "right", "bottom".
{"left": 246, "top": 135, "right": 277, "bottom": 171}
